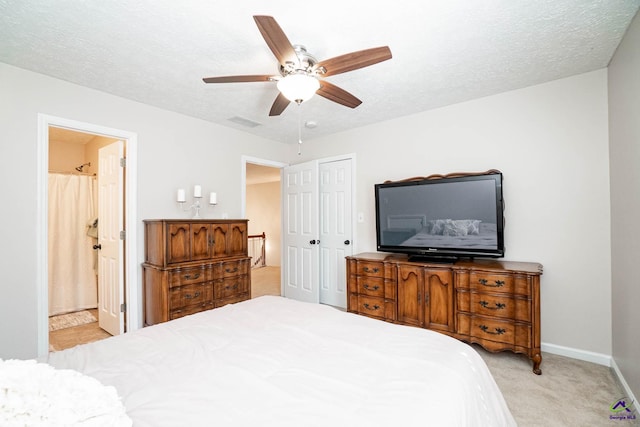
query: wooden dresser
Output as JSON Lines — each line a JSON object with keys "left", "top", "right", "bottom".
{"left": 142, "top": 219, "right": 251, "bottom": 326}
{"left": 347, "top": 252, "right": 543, "bottom": 374}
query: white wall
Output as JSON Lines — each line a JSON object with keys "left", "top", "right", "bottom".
{"left": 0, "top": 60, "right": 615, "bottom": 359}
{"left": 0, "top": 62, "right": 290, "bottom": 359}
{"left": 608, "top": 10, "right": 640, "bottom": 401}
{"left": 295, "top": 70, "right": 612, "bottom": 356}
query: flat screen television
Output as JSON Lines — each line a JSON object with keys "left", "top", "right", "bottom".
{"left": 374, "top": 171, "right": 505, "bottom": 261}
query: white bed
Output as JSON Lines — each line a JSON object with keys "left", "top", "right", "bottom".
{"left": 46, "top": 296, "right": 515, "bottom": 426}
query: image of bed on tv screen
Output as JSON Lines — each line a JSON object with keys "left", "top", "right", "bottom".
{"left": 381, "top": 216, "right": 498, "bottom": 250}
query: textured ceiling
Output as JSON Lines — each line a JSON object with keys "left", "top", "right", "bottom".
{"left": 1, "top": 1, "right": 638, "bottom": 143}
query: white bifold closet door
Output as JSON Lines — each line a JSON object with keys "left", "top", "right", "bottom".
{"left": 283, "top": 158, "right": 353, "bottom": 308}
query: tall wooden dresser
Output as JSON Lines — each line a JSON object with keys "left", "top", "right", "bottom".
{"left": 142, "top": 219, "right": 251, "bottom": 326}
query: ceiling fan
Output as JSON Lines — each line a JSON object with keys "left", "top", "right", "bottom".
{"left": 202, "top": 15, "right": 392, "bottom": 117}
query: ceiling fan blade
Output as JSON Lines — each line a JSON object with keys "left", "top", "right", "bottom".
{"left": 316, "top": 46, "right": 392, "bottom": 77}
{"left": 253, "top": 15, "right": 297, "bottom": 65}
{"left": 269, "top": 92, "right": 291, "bottom": 116}
{"left": 202, "top": 75, "right": 274, "bottom": 84}
{"left": 317, "top": 81, "right": 362, "bottom": 108}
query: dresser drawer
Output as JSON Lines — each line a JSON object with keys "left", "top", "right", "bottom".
{"left": 214, "top": 276, "right": 249, "bottom": 299}
{"left": 356, "top": 276, "right": 385, "bottom": 297}
{"left": 471, "top": 293, "right": 531, "bottom": 321}
{"left": 353, "top": 295, "right": 386, "bottom": 319}
{"left": 356, "top": 261, "right": 384, "bottom": 278}
{"left": 458, "top": 314, "right": 514, "bottom": 345}
{"left": 168, "top": 267, "right": 209, "bottom": 288}
{"left": 214, "top": 292, "right": 250, "bottom": 308}
{"left": 215, "top": 259, "right": 250, "bottom": 278}
{"left": 170, "top": 302, "right": 214, "bottom": 320}
{"left": 458, "top": 314, "right": 531, "bottom": 348}
{"left": 170, "top": 283, "right": 213, "bottom": 309}
{"left": 468, "top": 272, "right": 514, "bottom": 294}
{"left": 467, "top": 271, "right": 533, "bottom": 296}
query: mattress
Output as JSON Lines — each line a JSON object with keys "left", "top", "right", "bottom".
{"left": 46, "top": 296, "right": 516, "bottom": 426}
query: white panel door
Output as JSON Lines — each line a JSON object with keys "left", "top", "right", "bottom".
{"left": 97, "top": 141, "right": 125, "bottom": 335}
{"left": 319, "top": 159, "right": 353, "bottom": 308}
{"left": 283, "top": 161, "right": 319, "bottom": 303}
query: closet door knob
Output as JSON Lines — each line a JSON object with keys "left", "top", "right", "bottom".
{"left": 93, "top": 244, "right": 102, "bottom": 250}
{"left": 344, "top": 240, "right": 351, "bottom": 245}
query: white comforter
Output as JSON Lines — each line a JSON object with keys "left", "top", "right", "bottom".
{"left": 47, "top": 296, "right": 515, "bottom": 427}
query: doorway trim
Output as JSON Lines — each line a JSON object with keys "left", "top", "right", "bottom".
{"left": 36, "top": 114, "right": 139, "bottom": 357}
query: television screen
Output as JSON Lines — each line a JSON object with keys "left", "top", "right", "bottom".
{"left": 375, "top": 172, "right": 504, "bottom": 260}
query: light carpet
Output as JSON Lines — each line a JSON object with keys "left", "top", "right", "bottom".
{"left": 49, "top": 310, "right": 97, "bottom": 332}
{"left": 476, "top": 345, "right": 638, "bottom": 426}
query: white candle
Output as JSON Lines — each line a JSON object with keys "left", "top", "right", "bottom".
{"left": 177, "top": 188, "right": 186, "bottom": 203}
{"left": 193, "top": 185, "right": 202, "bottom": 198}
{"left": 209, "top": 192, "right": 217, "bottom": 205}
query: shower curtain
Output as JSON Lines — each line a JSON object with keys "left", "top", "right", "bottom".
{"left": 48, "top": 173, "right": 98, "bottom": 316}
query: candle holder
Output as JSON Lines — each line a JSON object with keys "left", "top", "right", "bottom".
{"left": 177, "top": 186, "right": 217, "bottom": 219}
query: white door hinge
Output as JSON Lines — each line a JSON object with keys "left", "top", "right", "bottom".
{"left": 120, "top": 303, "right": 126, "bottom": 313}
{"left": 120, "top": 157, "right": 126, "bottom": 167}
{"left": 120, "top": 230, "right": 126, "bottom": 240}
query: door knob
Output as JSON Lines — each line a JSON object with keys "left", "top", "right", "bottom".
{"left": 93, "top": 244, "right": 102, "bottom": 250}
{"left": 309, "top": 240, "right": 316, "bottom": 245}
{"left": 344, "top": 240, "right": 351, "bottom": 245}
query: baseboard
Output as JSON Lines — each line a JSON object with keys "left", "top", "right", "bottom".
{"left": 541, "top": 342, "right": 612, "bottom": 366}
{"left": 542, "top": 343, "right": 638, "bottom": 409}
{"left": 611, "top": 358, "right": 639, "bottom": 408}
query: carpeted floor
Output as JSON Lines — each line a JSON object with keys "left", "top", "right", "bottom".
{"left": 476, "top": 345, "right": 638, "bottom": 426}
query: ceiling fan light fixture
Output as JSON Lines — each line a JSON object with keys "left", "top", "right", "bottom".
{"left": 277, "top": 73, "right": 320, "bottom": 103}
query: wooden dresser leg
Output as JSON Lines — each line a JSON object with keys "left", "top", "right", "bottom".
{"left": 532, "top": 352, "right": 542, "bottom": 375}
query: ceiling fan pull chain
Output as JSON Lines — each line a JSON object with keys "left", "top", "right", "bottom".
{"left": 297, "top": 102, "right": 302, "bottom": 155}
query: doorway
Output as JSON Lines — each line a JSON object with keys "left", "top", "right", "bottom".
{"left": 48, "top": 128, "right": 119, "bottom": 350}
{"left": 241, "top": 156, "right": 287, "bottom": 297}
{"left": 36, "top": 114, "right": 139, "bottom": 357}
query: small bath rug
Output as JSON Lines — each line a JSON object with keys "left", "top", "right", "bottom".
{"left": 49, "top": 310, "right": 97, "bottom": 332}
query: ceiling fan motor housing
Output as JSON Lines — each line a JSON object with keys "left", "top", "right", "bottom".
{"left": 279, "top": 45, "right": 324, "bottom": 77}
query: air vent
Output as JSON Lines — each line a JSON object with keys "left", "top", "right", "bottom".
{"left": 228, "top": 116, "right": 262, "bottom": 128}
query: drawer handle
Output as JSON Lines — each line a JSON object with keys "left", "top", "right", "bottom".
{"left": 363, "top": 267, "right": 379, "bottom": 273}
{"left": 185, "top": 291, "right": 201, "bottom": 299}
{"left": 479, "top": 325, "right": 506, "bottom": 335}
{"left": 479, "top": 301, "right": 506, "bottom": 310}
{"left": 363, "top": 303, "right": 380, "bottom": 311}
{"left": 184, "top": 273, "right": 201, "bottom": 280}
{"left": 225, "top": 267, "right": 239, "bottom": 273}
{"left": 225, "top": 284, "right": 239, "bottom": 291}
{"left": 363, "top": 284, "right": 380, "bottom": 291}
{"left": 478, "top": 278, "right": 505, "bottom": 288}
